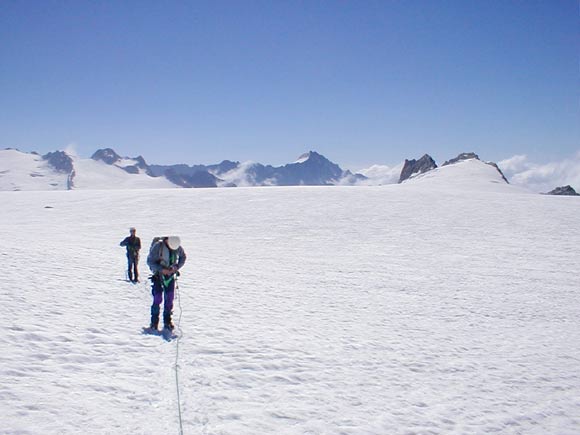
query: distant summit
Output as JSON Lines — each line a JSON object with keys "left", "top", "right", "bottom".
{"left": 398, "top": 152, "right": 509, "bottom": 186}
{"left": 442, "top": 152, "right": 509, "bottom": 183}
{"left": 277, "top": 151, "right": 363, "bottom": 186}
{"left": 43, "top": 151, "right": 74, "bottom": 174}
{"left": 0, "top": 147, "right": 367, "bottom": 191}
{"left": 442, "top": 152, "right": 480, "bottom": 166}
{"left": 217, "top": 151, "right": 367, "bottom": 187}
{"left": 91, "top": 148, "right": 121, "bottom": 165}
{"left": 43, "top": 151, "right": 75, "bottom": 189}
{"left": 148, "top": 149, "right": 367, "bottom": 187}
{"left": 399, "top": 154, "right": 437, "bottom": 183}
{"left": 544, "top": 185, "right": 579, "bottom": 196}
{"left": 1, "top": 147, "right": 521, "bottom": 192}
{"left": 92, "top": 148, "right": 150, "bottom": 175}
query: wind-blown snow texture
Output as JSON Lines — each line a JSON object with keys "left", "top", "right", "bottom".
{"left": 1, "top": 171, "right": 579, "bottom": 434}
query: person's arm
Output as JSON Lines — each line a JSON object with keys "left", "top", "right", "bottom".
{"left": 120, "top": 237, "right": 128, "bottom": 247}
{"left": 147, "top": 243, "right": 163, "bottom": 274}
{"left": 136, "top": 237, "right": 142, "bottom": 251}
{"left": 175, "top": 247, "right": 187, "bottom": 270}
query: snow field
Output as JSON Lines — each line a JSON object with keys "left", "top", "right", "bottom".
{"left": 1, "top": 184, "right": 579, "bottom": 434}
{"left": 0, "top": 150, "right": 69, "bottom": 191}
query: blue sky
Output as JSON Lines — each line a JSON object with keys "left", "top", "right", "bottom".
{"left": 1, "top": 0, "right": 578, "bottom": 169}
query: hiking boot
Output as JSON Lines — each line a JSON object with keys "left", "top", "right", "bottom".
{"left": 150, "top": 313, "right": 159, "bottom": 331}
{"left": 163, "top": 312, "right": 174, "bottom": 330}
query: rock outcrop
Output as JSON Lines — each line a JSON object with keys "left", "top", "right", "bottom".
{"left": 544, "top": 185, "right": 579, "bottom": 196}
{"left": 398, "top": 154, "right": 437, "bottom": 183}
{"left": 43, "top": 151, "right": 73, "bottom": 173}
{"left": 42, "top": 151, "right": 75, "bottom": 189}
{"left": 91, "top": 148, "right": 121, "bottom": 165}
{"left": 442, "top": 152, "right": 479, "bottom": 166}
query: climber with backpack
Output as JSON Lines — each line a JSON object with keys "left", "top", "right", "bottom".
{"left": 146, "top": 236, "right": 187, "bottom": 331}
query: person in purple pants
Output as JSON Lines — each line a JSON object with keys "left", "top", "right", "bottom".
{"left": 147, "top": 236, "right": 186, "bottom": 330}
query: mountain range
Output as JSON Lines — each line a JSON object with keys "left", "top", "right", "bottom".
{"left": 0, "top": 147, "right": 571, "bottom": 194}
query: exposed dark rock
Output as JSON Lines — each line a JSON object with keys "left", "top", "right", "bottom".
{"left": 42, "top": 151, "right": 74, "bottom": 174}
{"left": 91, "top": 149, "right": 150, "bottom": 175}
{"left": 442, "top": 152, "right": 480, "bottom": 166}
{"left": 91, "top": 148, "right": 121, "bottom": 165}
{"left": 122, "top": 156, "right": 150, "bottom": 175}
{"left": 164, "top": 168, "right": 219, "bottom": 188}
{"left": 149, "top": 160, "right": 241, "bottom": 181}
{"left": 207, "top": 160, "right": 240, "bottom": 175}
{"left": 67, "top": 170, "right": 75, "bottom": 190}
{"left": 134, "top": 155, "right": 149, "bottom": 170}
{"left": 148, "top": 163, "right": 207, "bottom": 178}
{"left": 123, "top": 166, "right": 140, "bottom": 175}
{"left": 398, "top": 154, "right": 437, "bottom": 183}
{"left": 544, "top": 185, "right": 579, "bottom": 196}
{"left": 41, "top": 151, "right": 75, "bottom": 189}
{"left": 486, "top": 162, "right": 509, "bottom": 183}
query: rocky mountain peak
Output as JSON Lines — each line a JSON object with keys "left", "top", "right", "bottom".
{"left": 544, "top": 185, "right": 579, "bottom": 196}
{"left": 42, "top": 151, "right": 73, "bottom": 174}
{"left": 442, "top": 152, "right": 480, "bottom": 166}
{"left": 296, "top": 151, "right": 326, "bottom": 164}
{"left": 398, "top": 154, "right": 437, "bottom": 183}
{"left": 91, "top": 148, "right": 121, "bottom": 165}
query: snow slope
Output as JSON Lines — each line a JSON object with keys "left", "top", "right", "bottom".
{"left": 0, "top": 149, "right": 69, "bottom": 191}
{"left": 1, "top": 177, "right": 579, "bottom": 434}
{"left": 72, "top": 159, "right": 175, "bottom": 190}
{"left": 402, "top": 158, "right": 512, "bottom": 192}
{"left": 0, "top": 149, "right": 176, "bottom": 191}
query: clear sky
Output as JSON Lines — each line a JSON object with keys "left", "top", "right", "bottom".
{"left": 1, "top": 0, "right": 578, "bottom": 169}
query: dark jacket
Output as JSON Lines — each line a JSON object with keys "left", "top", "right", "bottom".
{"left": 120, "top": 236, "right": 141, "bottom": 257}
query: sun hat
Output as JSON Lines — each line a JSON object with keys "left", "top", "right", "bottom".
{"left": 166, "top": 236, "right": 181, "bottom": 250}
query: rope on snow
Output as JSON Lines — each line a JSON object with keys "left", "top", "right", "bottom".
{"left": 174, "top": 279, "right": 185, "bottom": 435}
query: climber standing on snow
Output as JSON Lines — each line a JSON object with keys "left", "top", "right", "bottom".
{"left": 120, "top": 227, "right": 141, "bottom": 283}
{"left": 147, "top": 236, "right": 186, "bottom": 330}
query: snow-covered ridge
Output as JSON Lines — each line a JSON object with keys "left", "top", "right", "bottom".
{"left": 400, "top": 157, "right": 521, "bottom": 193}
{"left": 1, "top": 147, "right": 563, "bottom": 193}
{"left": 0, "top": 148, "right": 175, "bottom": 191}
{"left": 72, "top": 159, "right": 175, "bottom": 190}
{"left": 0, "top": 149, "right": 70, "bottom": 191}
{"left": 1, "top": 148, "right": 369, "bottom": 191}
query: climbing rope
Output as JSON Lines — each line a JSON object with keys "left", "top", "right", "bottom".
{"left": 174, "top": 279, "right": 185, "bottom": 435}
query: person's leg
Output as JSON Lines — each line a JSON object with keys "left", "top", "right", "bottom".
{"left": 163, "top": 279, "right": 175, "bottom": 329}
{"left": 150, "top": 277, "right": 163, "bottom": 329}
{"left": 127, "top": 254, "right": 133, "bottom": 282}
{"left": 132, "top": 254, "right": 139, "bottom": 282}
